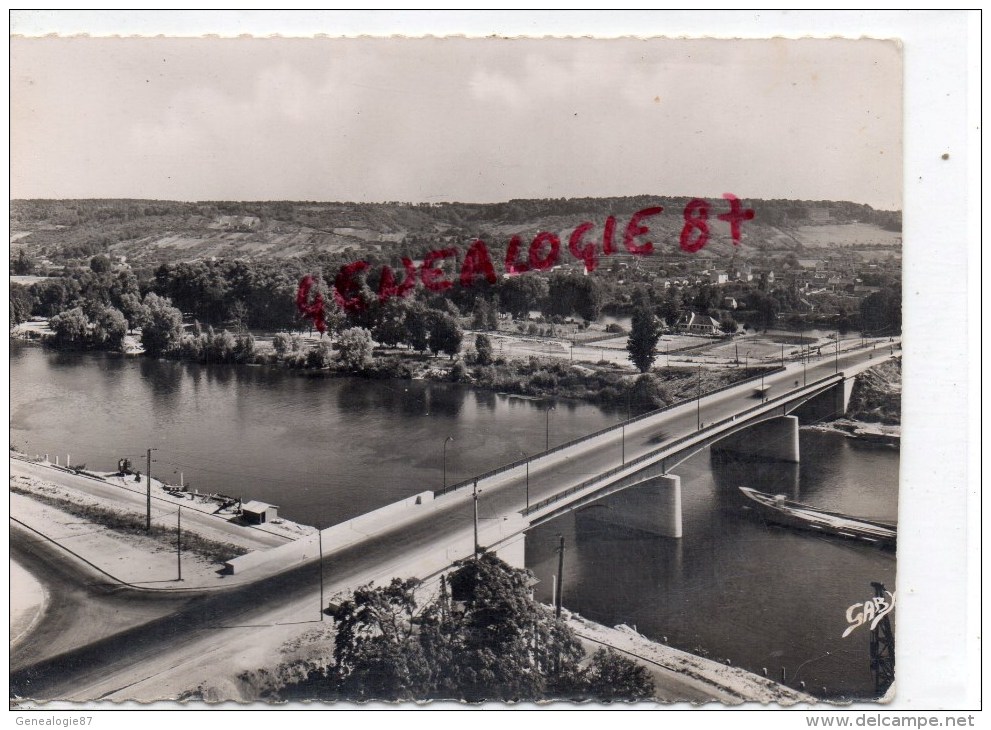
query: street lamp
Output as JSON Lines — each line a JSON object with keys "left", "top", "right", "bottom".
{"left": 545, "top": 403, "right": 556, "bottom": 451}
{"left": 521, "top": 451, "right": 530, "bottom": 510}
{"left": 472, "top": 479, "right": 482, "bottom": 558}
{"left": 696, "top": 365, "right": 702, "bottom": 430}
{"left": 443, "top": 436, "right": 454, "bottom": 490}
{"left": 145, "top": 447, "right": 158, "bottom": 531}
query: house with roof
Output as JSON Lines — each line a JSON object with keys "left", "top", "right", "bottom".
{"left": 677, "top": 311, "right": 721, "bottom": 336}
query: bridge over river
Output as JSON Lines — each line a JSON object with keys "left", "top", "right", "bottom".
{"left": 225, "top": 342, "right": 898, "bottom": 580}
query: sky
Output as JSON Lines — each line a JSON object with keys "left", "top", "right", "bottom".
{"left": 10, "top": 36, "right": 902, "bottom": 209}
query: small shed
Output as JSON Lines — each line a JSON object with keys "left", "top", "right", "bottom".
{"left": 241, "top": 500, "right": 279, "bottom": 524}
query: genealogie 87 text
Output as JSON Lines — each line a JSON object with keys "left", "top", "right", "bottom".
{"left": 296, "top": 194, "right": 754, "bottom": 331}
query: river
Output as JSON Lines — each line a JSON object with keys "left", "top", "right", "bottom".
{"left": 9, "top": 341, "right": 898, "bottom": 701}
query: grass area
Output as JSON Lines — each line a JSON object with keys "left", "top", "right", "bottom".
{"left": 10, "top": 485, "right": 249, "bottom": 564}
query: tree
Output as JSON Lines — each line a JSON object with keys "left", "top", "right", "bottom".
{"left": 49, "top": 307, "right": 90, "bottom": 348}
{"left": 336, "top": 327, "right": 373, "bottom": 371}
{"left": 546, "top": 274, "right": 603, "bottom": 321}
{"left": 233, "top": 333, "right": 256, "bottom": 363}
{"left": 141, "top": 293, "right": 184, "bottom": 356}
{"left": 89, "top": 254, "right": 112, "bottom": 274}
{"left": 89, "top": 305, "right": 128, "bottom": 351}
{"left": 751, "top": 291, "right": 781, "bottom": 332}
{"left": 322, "top": 554, "right": 653, "bottom": 702}
{"left": 498, "top": 275, "right": 548, "bottom": 319}
{"left": 474, "top": 333, "right": 494, "bottom": 366}
{"left": 305, "top": 341, "right": 333, "bottom": 369}
{"left": 657, "top": 290, "right": 683, "bottom": 329}
{"left": 626, "top": 307, "right": 660, "bottom": 374}
{"left": 371, "top": 297, "right": 410, "bottom": 348}
{"left": 428, "top": 312, "right": 463, "bottom": 360}
{"left": 272, "top": 332, "right": 301, "bottom": 360}
{"left": 577, "top": 649, "right": 655, "bottom": 702}
{"left": 11, "top": 249, "right": 34, "bottom": 276}
{"left": 9, "top": 284, "right": 35, "bottom": 327}
{"left": 860, "top": 287, "right": 901, "bottom": 335}
{"left": 718, "top": 314, "right": 738, "bottom": 334}
{"left": 405, "top": 302, "right": 430, "bottom": 353}
{"left": 331, "top": 578, "right": 434, "bottom": 701}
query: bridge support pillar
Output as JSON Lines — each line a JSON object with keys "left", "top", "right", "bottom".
{"left": 585, "top": 474, "right": 683, "bottom": 538}
{"left": 712, "top": 415, "right": 800, "bottom": 463}
{"left": 836, "top": 376, "right": 855, "bottom": 415}
{"left": 494, "top": 532, "right": 526, "bottom": 570}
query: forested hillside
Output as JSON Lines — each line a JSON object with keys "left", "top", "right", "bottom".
{"left": 10, "top": 197, "right": 901, "bottom": 267}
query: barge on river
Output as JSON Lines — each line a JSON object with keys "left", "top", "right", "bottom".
{"left": 739, "top": 486, "right": 896, "bottom": 549}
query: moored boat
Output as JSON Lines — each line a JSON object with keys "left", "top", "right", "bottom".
{"left": 739, "top": 486, "right": 896, "bottom": 548}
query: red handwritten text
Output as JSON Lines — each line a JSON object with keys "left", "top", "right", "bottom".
{"left": 296, "top": 196, "right": 753, "bottom": 323}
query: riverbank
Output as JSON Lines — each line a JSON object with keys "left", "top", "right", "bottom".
{"left": 804, "top": 357, "right": 901, "bottom": 443}
{"left": 9, "top": 455, "right": 314, "bottom": 589}
{"left": 565, "top": 614, "right": 815, "bottom": 705}
{"left": 10, "top": 326, "right": 778, "bottom": 415}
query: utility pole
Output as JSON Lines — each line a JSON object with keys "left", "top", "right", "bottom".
{"left": 473, "top": 479, "right": 481, "bottom": 558}
{"left": 545, "top": 404, "right": 555, "bottom": 451}
{"left": 555, "top": 535, "right": 565, "bottom": 618}
{"left": 176, "top": 505, "right": 182, "bottom": 581}
{"left": 318, "top": 525, "right": 324, "bottom": 621}
{"left": 145, "top": 448, "right": 156, "bottom": 531}
{"left": 621, "top": 423, "right": 625, "bottom": 464}
{"left": 781, "top": 344, "right": 785, "bottom": 368}
{"left": 443, "top": 436, "right": 454, "bottom": 491}
{"left": 696, "top": 365, "right": 702, "bottom": 430}
{"left": 521, "top": 452, "right": 530, "bottom": 510}
{"left": 835, "top": 334, "right": 840, "bottom": 373}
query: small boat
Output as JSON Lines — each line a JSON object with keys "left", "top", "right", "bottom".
{"left": 739, "top": 486, "right": 896, "bottom": 549}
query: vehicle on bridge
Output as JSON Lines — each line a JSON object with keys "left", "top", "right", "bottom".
{"left": 752, "top": 384, "right": 771, "bottom": 399}
{"left": 739, "top": 487, "right": 896, "bottom": 549}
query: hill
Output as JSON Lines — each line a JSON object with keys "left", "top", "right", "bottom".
{"left": 9, "top": 197, "right": 901, "bottom": 268}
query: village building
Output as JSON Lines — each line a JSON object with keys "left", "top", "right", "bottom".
{"left": 677, "top": 311, "right": 721, "bottom": 336}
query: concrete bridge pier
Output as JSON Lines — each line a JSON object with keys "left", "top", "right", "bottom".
{"left": 712, "top": 415, "right": 800, "bottom": 463}
{"left": 494, "top": 532, "right": 527, "bottom": 570}
{"left": 582, "top": 474, "right": 683, "bottom": 539}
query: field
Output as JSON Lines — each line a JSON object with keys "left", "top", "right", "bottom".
{"left": 790, "top": 223, "right": 902, "bottom": 248}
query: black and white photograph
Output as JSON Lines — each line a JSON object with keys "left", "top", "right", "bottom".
{"left": 7, "top": 11, "right": 977, "bottom": 715}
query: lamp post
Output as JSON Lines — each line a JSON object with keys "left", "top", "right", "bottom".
{"left": 443, "top": 436, "right": 454, "bottom": 490}
{"left": 145, "top": 448, "right": 158, "bottom": 531}
{"left": 521, "top": 451, "right": 530, "bottom": 510}
{"left": 176, "top": 505, "right": 182, "bottom": 582}
{"left": 835, "top": 333, "right": 840, "bottom": 373}
{"left": 696, "top": 365, "right": 702, "bottom": 430}
{"left": 472, "top": 479, "right": 481, "bottom": 558}
{"left": 545, "top": 404, "right": 555, "bottom": 451}
{"left": 781, "top": 343, "right": 785, "bottom": 368}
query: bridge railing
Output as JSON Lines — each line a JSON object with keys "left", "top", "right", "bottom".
{"left": 434, "top": 365, "right": 786, "bottom": 497}
{"left": 520, "top": 372, "right": 843, "bottom": 517}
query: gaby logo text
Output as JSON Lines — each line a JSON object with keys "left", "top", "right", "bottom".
{"left": 842, "top": 590, "right": 895, "bottom": 639}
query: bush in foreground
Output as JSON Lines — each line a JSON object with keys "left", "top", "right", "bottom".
{"left": 280, "top": 554, "right": 654, "bottom": 703}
